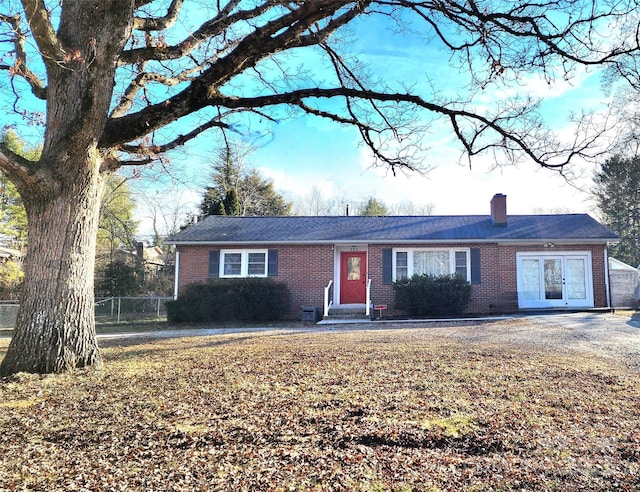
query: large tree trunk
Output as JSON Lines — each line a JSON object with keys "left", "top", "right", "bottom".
{"left": 0, "top": 1, "right": 133, "bottom": 376}
{"left": 0, "top": 158, "right": 107, "bottom": 375}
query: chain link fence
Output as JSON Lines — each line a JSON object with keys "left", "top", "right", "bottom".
{"left": 0, "top": 297, "right": 173, "bottom": 328}
{"left": 95, "top": 297, "right": 173, "bottom": 323}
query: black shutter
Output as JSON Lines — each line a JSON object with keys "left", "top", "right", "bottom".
{"left": 470, "top": 248, "right": 481, "bottom": 285}
{"left": 268, "top": 249, "right": 278, "bottom": 276}
{"left": 382, "top": 248, "right": 393, "bottom": 285}
{"left": 208, "top": 250, "right": 220, "bottom": 277}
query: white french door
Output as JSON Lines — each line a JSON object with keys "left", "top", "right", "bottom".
{"left": 516, "top": 252, "right": 593, "bottom": 309}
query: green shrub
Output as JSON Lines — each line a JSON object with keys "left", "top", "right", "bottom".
{"left": 393, "top": 274, "right": 472, "bottom": 317}
{"left": 166, "top": 277, "right": 291, "bottom": 323}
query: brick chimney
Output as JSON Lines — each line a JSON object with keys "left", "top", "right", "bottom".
{"left": 490, "top": 193, "right": 507, "bottom": 226}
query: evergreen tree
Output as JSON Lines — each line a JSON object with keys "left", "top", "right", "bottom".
{"left": 223, "top": 188, "right": 241, "bottom": 216}
{"left": 593, "top": 155, "right": 640, "bottom": 267}
{"left": 199, "top": 145, "right": 291, "bottom": 217}
{"left": 360, "top": 197, "right": 389, "bottom": 216}
{"left": 239, "top": 170, "right": 292, "bottom": 216}
{"left": 96, "top": 259, "right": 140, "bottom": 297}
{"left": 200, "top": 187, "right": 224, "bottom": 217}
{"left": 214, "top": 200, "right": 227, "bottom": 216}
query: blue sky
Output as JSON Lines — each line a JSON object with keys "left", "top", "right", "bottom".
{"left": 0, "top": 3, "right": 618, "bottom": 238}
{"left": 177, "top": 10, "right": 614, "bottom": 223}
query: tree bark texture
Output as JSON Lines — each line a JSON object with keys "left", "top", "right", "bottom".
{"left": 0, "top": 159, "right": 107, "bottom": 375}
{"left": 0, "top": 0, "right": 133, "bottom": 375}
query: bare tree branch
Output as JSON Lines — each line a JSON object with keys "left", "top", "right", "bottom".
{"left": 20, "top": 0, "right": 66, "bottom": 67}
{"left": 133, "top": 0, "right": 184, "bottom": 31}
{"left": 4, "top": 0, "right": 640, "bottom": 176}
{"left": 0, "top": 12, "right": 46, "bottom": 99}
{"left": 118, "top": 0, "right": 267, "bottom": 66}
{"left": 102, "top": 84, "right": 598, "bottom": 170}
{"left": 388, "top": 0, "right": 639, "bottom": 85}
{"left": 110, "top": 65, "right": 204, "bottom": 118}
{"left": 119, "top": 118, "right": 232, "bottom": 156}
{"left": 0, "top": 142, "right": 46, "bottom": 193}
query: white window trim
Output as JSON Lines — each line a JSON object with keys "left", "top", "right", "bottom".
{"left": 220, "top": 249, "right": 268, "bottom": 278}
{"left": 392, "top": 248, "right": 471, "bottom": 282}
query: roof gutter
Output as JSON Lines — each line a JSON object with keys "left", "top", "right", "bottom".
{"left": 167, "top": 238, "right": 617, "bottom": 246}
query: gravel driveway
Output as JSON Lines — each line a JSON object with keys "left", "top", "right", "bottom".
{"left": 428, "top": 311, "right": 640, "bottom": 371}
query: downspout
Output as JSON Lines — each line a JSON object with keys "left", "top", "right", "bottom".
{"left": 604, "top": 243, "right": 611, "bottom": 310}
{"left": 173, "top": 250, "right": 180, "bottom": 300}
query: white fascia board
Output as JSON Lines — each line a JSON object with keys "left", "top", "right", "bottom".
{"left": 496, "top": 239, "right": 615, "bottom": 246}
{"left": 169, "top": 238, "right": 615, "bottom": 246}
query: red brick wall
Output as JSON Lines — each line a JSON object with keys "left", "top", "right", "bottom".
{"left": 275, "top": 244, "right": 334, "bottom": 310}
{"left": 175, "top": 245, "right": 210, "bottom": 288}
{"left": 367, "top": 243, "right": 509, "bottom": 315}
{"left": 498, "top": 244, "right": 609, "bottom": 308}
{"left": 176, "top": 244, "right": 334, "bottom": 317}
{"left": 176, "top": 242, "right": 610, "bottom": 317}
{"left": 368, "top": 243, "right": 610, "bottom": 314}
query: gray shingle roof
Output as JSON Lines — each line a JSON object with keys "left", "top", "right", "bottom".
{"left": 168, "top": 214, "right": 618, "bottom": 244}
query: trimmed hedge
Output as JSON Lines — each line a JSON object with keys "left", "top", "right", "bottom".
{"left": 393, "top": 274, "right": 472, "bottom": 317}
{"left": 167, "top": 278, "right": 291, "bottom": 323}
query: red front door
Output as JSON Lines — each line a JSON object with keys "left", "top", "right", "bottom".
{"left": 340, "top": 251, "right": 367, "bottom": 304}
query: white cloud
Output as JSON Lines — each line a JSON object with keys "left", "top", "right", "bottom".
{"left": 267, "top": 136, "right": 596, "bottom": 217}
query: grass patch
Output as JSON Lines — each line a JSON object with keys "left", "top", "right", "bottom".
{"left": 1, "top": 323, "right": 639, "bottom": 490}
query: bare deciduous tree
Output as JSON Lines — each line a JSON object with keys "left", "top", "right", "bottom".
{"left": 389, "top": 200, "right": 435, "bottom": 216}
{"left": 0, "top": 0, "right": 637, "bottom": 375}
{"left": 294, "top": 186, "right": 338, "bottom": 216}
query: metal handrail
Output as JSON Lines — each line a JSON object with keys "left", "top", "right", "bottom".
{"left": 323, "top": 280, "right": 333, "bottom": 318}
{"left": 365, "top": 278, "right": 372, "bottom": 316}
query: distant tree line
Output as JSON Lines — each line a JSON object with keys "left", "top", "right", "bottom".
{"left": 293, "top": 187, "right": 434, "bottom": 217}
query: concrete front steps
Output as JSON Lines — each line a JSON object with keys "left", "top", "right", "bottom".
{"left": 319, "top": 303, "right": 373, "bottom": 324}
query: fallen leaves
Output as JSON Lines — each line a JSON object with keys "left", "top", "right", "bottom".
{"left": 1, "top": 324, "right": 640, "bottom": 490}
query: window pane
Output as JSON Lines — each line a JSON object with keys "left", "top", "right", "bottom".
{"left": 566, "top": 258, "right": 586, "bottom": 300}
{"left": 414, "top": 251, "right": 449, "bottom": 276}
{"left": 521, "top": 259, "right": 540, "bottom": 300}
{"left": 544, "top": 259, "right": 563, "bottom": 300}
{"left": 455, "top": 251, "right": 467, "bottom": 277}
{"left": 395, "top": 252, "right": 408, "bottom": 279}
{"left": 248, "top": 252, "right": 266, "bottom": 276}
{"left": 347, "top": 256, "right": 361, "bottom": 280}
{"left": 223, "top": 253, "right": 242, "bottom": 276}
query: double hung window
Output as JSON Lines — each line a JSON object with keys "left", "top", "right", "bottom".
{"left": 220, "top": 249, "right": 268, "bottom": 277}
{"left": 393, "top": 249, "right": 470, "bottom": 281}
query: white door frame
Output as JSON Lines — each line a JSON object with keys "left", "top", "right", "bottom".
{"left": 333, "top": 244, "right": 368, "bottom": 306}
{"left": 516, "top": 251, "right": 594, "bottom": 309}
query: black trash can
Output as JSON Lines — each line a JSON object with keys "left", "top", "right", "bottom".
{"left": 301, "top": 306, "right": 321, "bottom": 322}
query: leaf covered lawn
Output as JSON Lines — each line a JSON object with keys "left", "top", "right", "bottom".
{"left": 1, "top": 324, "right": 639, "bottom": 491}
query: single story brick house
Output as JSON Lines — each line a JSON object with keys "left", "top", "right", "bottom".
{"left": 168, "top": 194, "right": 618, "bottom": 318}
